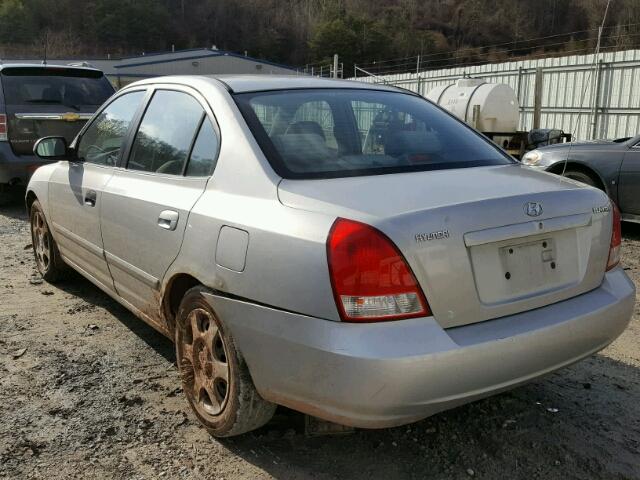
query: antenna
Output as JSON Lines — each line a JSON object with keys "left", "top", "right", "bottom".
{"left": 42, "top": 31, "right": 48, "bottom": 65}
{"left": 559, "top": 0, "right": 611, "bottom": 180}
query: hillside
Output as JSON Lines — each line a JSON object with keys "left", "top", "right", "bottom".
{"left": 1, "top": 0, "right": 638, "bottom": 71}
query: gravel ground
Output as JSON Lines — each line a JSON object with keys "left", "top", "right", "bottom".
{"left": 1, "top": 200, "right": 639, "bottom": 480}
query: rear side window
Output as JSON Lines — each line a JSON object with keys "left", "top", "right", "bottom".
{"left": 185, "top": 119, "right": 219, "bottom": 177}
{"left": 1, "top": 68, "right": 114, "bottom": 107}
{"left": 127, "top": 90, "right": 204, "bottom": 175}
{"left": 235, "top": 89, "right": 513, "bottom": 179}
{"left": 77, "top": 90, "right": 145, "bottom": 166}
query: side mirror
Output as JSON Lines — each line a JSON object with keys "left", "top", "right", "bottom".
{"left": 33, "top": 136, "right": 73, "bottom": 160}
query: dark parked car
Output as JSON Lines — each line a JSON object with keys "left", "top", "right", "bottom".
{"left": 522, "top": 136, "right": 640, "bottom": 222}
{"left": 0, "top": 64, "right": 115, "bottom": 204}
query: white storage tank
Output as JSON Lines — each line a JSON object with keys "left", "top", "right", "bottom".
{"left": 426, "top": 78, "right": 519, "bottom": 133}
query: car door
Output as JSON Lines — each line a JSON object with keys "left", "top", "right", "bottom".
{"left": 48, "top": 89, "right": 147, "bottom": 292}
{"left": 100, "top": 87, "right": 219, "bottom": 326}
{"left": 618, "top": 139, "right": 640, "bottom": 217}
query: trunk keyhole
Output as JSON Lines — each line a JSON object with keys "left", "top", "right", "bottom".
{"left": 505, "top": 272, "right": 511, "bottom": 280}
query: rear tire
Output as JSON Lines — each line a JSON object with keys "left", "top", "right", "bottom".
{"left": 30, "top": 200, "right": 67, "bottom": 282}
{"left": 175, "top": 286, "right": 276, "bottom": 437}
{"left": 563, "top": 169, "right": 598, "bottom": 188}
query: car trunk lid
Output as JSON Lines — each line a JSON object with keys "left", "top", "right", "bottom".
{"left": 278, "top": 165, "right": 613, "bottom": 328}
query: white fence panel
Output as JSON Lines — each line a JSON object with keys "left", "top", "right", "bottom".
{"left": 352, "top": 49, "right": 640, "bottom": 140}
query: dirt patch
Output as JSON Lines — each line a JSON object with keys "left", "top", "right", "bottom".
{"left": 1, "top": 202, "right": 639, "bottom": 479}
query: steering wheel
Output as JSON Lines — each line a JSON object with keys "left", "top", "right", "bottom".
{"left": 85, "top": 144, "right": 120, "bottom": 166}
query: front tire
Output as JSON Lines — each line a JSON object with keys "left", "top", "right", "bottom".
{"left": 175, "top": 286, "right": 276, "bottom": 437}
{"left": 30, "top": 199, "right": 67, "bottom": 282}
{"left": 563, "top": 169, "right": 598, "bottom": 188}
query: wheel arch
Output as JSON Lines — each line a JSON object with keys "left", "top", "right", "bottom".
{"left": 547, "top": 161, "right": 607, "bottom": 193}
{"left": 162, "top": 272, "right": 204, "bottom": 332}
{"left": 25, "top": 189, "right": 37, "bottom": 213}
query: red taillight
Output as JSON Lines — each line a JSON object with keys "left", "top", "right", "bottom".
{"left": 327, "top": 218, "right": 430, "bottom": 322}
{"left": 606, "top": 202, "right": 622, "bottom": 271}
{"left": 0, "top": 114, "right": 7, "bottom": 141}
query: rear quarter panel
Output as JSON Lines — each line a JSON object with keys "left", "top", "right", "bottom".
{"left": 165, "top": 190, "right": 340, "bottom": 321}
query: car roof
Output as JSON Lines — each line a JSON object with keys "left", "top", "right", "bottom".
{"left": 0, "top": 63, "right": 104, "bottom": 74}
{"left": 128, "top": 74, "right": 408, "bottom": 95}
{"left": 210, "top": 75, "right": 405, "bottom": 94}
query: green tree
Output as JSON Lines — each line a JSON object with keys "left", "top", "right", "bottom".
{"left": 93, "top": 0, "right": 171, "bottom": 52}
{"left": 0, "top": 0, "right": 35, "bottom": 44}
{"left": 309, "top": 15, "right": 391, "bottom": 71}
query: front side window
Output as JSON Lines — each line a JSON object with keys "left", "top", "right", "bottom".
{"left": 235, "top": 89, "right": 513, "bottom": 179}
{"left": 77, "top": 90, "right": 145, "bottom": 166}
{"left": 127, "top": 90, "right": 204, "bottom": 175}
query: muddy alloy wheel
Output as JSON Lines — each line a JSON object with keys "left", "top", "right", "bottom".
{"left": 178, "top": 307, "right": 231, "bottom": 418}
{"left": 32, "top": 208, "right": 52, "bottom": 274}
{"left": 30, "top": 200, "right": 66, "bottom": 282}
{"left": 175, "top": 286, "right": 276, "bottom": 437}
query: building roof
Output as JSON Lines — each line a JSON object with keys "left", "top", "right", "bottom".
{"left": 113, "top": 48, "right": 296, "bottom": 72}
{"left": 1, "top": 48, "right": 297, "bottom": 76}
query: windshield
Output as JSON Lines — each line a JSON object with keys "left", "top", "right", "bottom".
{"left": 1, "top": 68, "right": 114, "bottom": 109}
{"left": 235, "top": 88, "right": 514, "bottom": 179}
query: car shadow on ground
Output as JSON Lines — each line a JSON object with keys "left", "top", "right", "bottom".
{"left": 54, "top": 273, "right": 175, "bottom": 364}
{"left": 0, "top": 201, "right": 28, "bottom": 221}
{"left": 622, "top": 221, "right": 640, "bottom": 241}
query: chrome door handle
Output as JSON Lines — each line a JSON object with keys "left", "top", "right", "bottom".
{"left": 84, "top": 190, "right": 97, "bottom": 207}
{"left": 158, "top": 210, "right": 179, "bottom": 231}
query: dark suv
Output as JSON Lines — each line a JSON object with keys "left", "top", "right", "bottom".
{"left": 0, "top": 64, "right": 115, "bottom": 203}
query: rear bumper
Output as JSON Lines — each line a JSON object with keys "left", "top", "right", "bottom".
{"left": 204, "top": 268, "right": 635, "bottom": 428}
{"left": 0, "top": 142, "right": 50, "bottom": 185}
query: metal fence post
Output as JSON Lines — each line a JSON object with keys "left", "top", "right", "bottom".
{"left": 591, "top": 60, "right": 604, "bottom": 139}
{"left": 516, "top": 66, "right": 524, "bottom": 130}
{"left": 533, "top": 67, "right": 544, "bottom": 130}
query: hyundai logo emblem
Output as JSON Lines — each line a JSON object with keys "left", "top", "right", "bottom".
{"left": 524, "top": 201, "right": 543, "bottom": 217}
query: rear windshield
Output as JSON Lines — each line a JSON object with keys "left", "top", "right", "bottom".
{"left": 1, "top": 68, "right": 114, "bottom": 108}
{"left": 234, "top": 88, "right": 514, "bottom": 179}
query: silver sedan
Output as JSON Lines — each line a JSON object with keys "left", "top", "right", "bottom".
{"left": 26, "top": 75, "right": 635, "bottom": 437}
